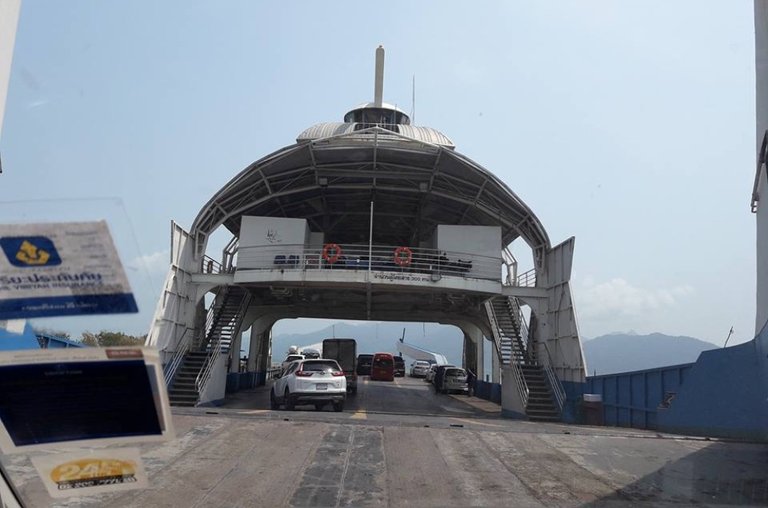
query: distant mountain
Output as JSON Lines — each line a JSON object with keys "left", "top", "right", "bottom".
{"left": 271, "top": 325, "right": 718, "bottom": 377}
{"left": 582, "top": 332, "right": 718, "bottom": 376}
{"left": 271, "top": 321, "right": 464, "bottom": 366}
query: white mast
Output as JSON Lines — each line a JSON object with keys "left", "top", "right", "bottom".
{"left": 374, "top": 45, "right": 385, "bottom": 107}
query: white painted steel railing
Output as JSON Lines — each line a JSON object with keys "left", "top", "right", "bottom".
{"left": 232, "top": 243, "right": 502, "bottom": 281}
{"left": 201, "top": 255, "right": 225, "bottom": 274}
{"left": 515, "top": 268, "right": 537, "bottom": 287}
{"left": 485, "top": 300, "right": 528, "bottom": 407}
{"left": 502, "top": 247, "right": 517, "bottom": 286}
{"left": 542, "top": 342, "right": 566, "bottom": 414}
{"left": 507, "top": 296, "right": 532, "bottom": 362}
{"left": 195, "top": 291, "right": 252, "bottom": 397}
{"left": 197, "top": 290, "right": 221, "bottom": 350}
{"left": 162, "top": 331, "right": 190, "bottom": 386}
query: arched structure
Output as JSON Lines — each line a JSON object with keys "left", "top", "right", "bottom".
{"left": 148, "top": 48, "right": 586, "bottom": 420}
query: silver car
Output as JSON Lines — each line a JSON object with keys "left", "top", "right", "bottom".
{"left": 424, "top": 364, "right": 439, "bottom": 383}
{"left": 442, "top": 368, "right": 469, "bottom": 394}
{"left": 410, "top": 360, "right": 431, "bottom": 377}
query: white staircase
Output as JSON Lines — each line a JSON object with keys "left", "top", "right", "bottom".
{"left": 487, "top": 296, "right": 563, "bottom": 422}
{"left": 167, "top": 286, "right": 251, "bottom": 406}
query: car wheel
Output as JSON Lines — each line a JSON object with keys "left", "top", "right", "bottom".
{"left": 332, "top": 401, "right": 344, "bottom": 412}
{"left": 284, "top": 388, "right": 295, "bottom": 410}
{"left": 350, "top": 386, "right": 358, "bottom": 395}
{"left": 270, "top": 389, "right": 279, "bottom": 410}
{"left": 314, "top": 403, "right": 324, "bottom": 411}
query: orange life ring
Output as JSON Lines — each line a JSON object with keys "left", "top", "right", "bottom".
{"left": 322, "top": 243, "right": 342, "bottom": 264}
{"left": 393, "top": 246, "right": 413, "bottom": 266}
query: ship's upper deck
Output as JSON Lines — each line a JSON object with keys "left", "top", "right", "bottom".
{"left": 190, "top": 48, "right": 551, "bottom": 276}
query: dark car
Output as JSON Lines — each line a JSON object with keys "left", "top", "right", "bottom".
{"left": 356, "top": 354, "right": 373, "bottom": 375}
{"left": 393, "top": 355, "right": 405, "bottom": 377}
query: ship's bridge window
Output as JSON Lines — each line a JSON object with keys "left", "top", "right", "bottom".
{"left": 344, "top": 107, "right": 410, "bottom": 126}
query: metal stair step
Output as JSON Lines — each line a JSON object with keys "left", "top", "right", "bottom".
{"left": 526, "top": 407, "right": 560, "bottom": 416}
{"left": 169, "top": 393, "right": 197, "bottom": 399}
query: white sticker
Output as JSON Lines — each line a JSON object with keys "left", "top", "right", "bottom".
{"left": 31, "top": 448, "right": 147, "bottom": 498}
{"left": 0, "top": 221, "right": 138, "bottom": 319}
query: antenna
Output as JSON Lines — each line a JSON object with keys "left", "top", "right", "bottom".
{"left": 411, "top": 74, "right": 416, "bottom": 123}
{"left": 400, "top": 327, "right": 406, "bottom": 343}
{"left": 374, "top": 45, "right": 385, "bottom": 107}
{"left": 723, "top": 326, "right": 734, "bottom": 348}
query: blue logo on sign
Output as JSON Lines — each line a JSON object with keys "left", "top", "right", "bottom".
{"left": 0, "top": 236, "right": 62, "bottom": 267}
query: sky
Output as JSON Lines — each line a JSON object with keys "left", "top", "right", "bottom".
{"left": 0, "top": 1, "right": 758, "bottom": 347}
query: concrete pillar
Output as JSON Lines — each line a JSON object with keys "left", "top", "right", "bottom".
{"left": 457, "top": 323, "right": 484, "bottom": 380}
{"left": 462, "top": 334, "right": 472, "bottom": 371}
{"left": 257, "top": 326, "right": 272, "bottom": 374}
{"left": 247, "top": 330, "right": 259, "bottom": 372}
{"left": 244, "top": 315, "right": 276, "bottom": 386}
{"left": 475, "top": 333, "right": 485, "bottom": 382}
{"left": 229, "top": 331, "right": 242, "bottom": 373}
{"left": 247, "top": 316, "right": 272, "bottom": 370}
{"left": 492, "top": 347, "right": 501, "bottom": 384}
{"left": 501, "top": 366, "right": 526, "bottom": 419}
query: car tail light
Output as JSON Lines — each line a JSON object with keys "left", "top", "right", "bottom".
{"left": 332, "top": 370, "right": 345, "bottom": 377}
{"left": 295, "top": 370, "right": 313, "bottom": 377}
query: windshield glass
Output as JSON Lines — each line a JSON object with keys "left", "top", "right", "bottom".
{"left": 0, "top": 3, "right": 762, "bottom": 507}
{"left": 373, "top": 357, "right": 393, "bottom": 367}
{"left": 301, "top": 361, "right": 339, "bottom": 372}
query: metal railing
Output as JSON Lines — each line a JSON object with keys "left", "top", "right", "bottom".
{"left": 162, "top": 329, "right": 191, "bottom": 386}
{"left": 201, "top": 255, "right": 225, "bottom": 274}
{"left": 485, "top": 300, "right": 528, "bottom": 407}
{"left": 502, "top": 247, "right": 517, "bottom": 286}
{"left": 235, "top": 243, "right": 502, "bottom": 281}
{"left": 223, "top": 237, "right": 239, "bottom": 272}
{"left": 516, "top": 268, "right": 537, "bottom": 287}
{"left": 507, "top": 296, "right": 532, "bottom": 363}
{"left": 542, "top": 342, "right": 566, "bottom": 414}
{"left": 197, "top": 287, "right": 227, "bottom": 350}
{"left": 195, "top": 291, "right": 252, "bottom": 397}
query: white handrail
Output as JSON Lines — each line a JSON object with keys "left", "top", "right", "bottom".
{"left": 502, "top": 247, "right": 517, "bottom": 286}
{"left": 236, "top": 243, "right": 502, "bottom": 282}
{"left": 506, "top": 296, "right": 532, "bottom": 363}
{"left": 223, "top": 237, "right": 239, "bottom": 272}
{"left": 542, "top": 342, "right": 566, "bottom": 414}
{"left": 163, "top": 329, "right": 191, "bottom": 386}
{"left": 195, "top": 291, "right": 252, "bottom": 396}
{"left": 516, "top": 268, "right": 537, "bottom": 287}
{"left": 485, "top": 300, "right": 528, "bottom": 407}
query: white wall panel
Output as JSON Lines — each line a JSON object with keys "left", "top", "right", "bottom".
{"left": 436, "top": 225, "right": 501, "bottom": 278}
{"left": 238, "top": 216, "right": 309, "bottom": 270}
{"left": 756, "top": 1, "right": 768, "bottom": 335}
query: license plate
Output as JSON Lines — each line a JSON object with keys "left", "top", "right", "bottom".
{"left": 315, "top": 383, "right": 328, "bottom": 390}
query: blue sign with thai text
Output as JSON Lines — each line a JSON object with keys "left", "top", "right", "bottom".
{"left": 0, "top": 222, "right": 138, "bottom": 319}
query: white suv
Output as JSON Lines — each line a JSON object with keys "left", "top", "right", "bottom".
{"left": 270, "top": 359, "right": 347, "bottom": 412}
